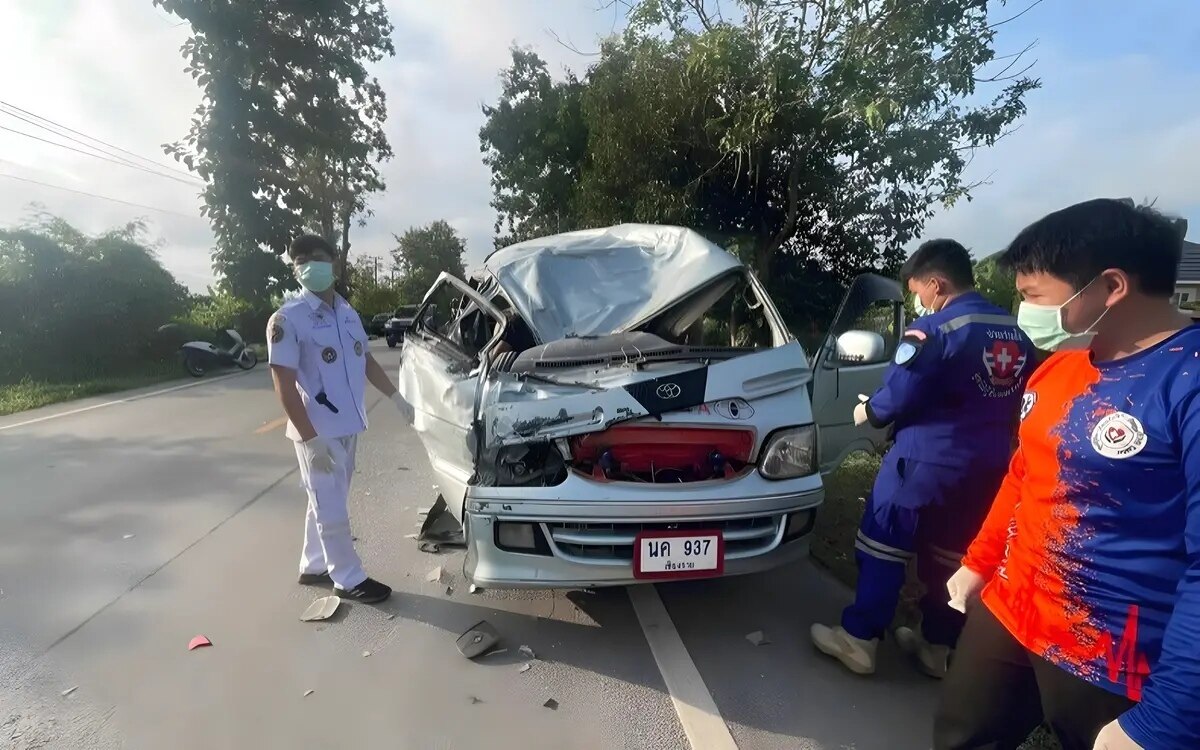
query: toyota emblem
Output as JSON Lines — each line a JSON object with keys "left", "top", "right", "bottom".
{"left": 656, "top": 382, "right": 682, "bottom": 399}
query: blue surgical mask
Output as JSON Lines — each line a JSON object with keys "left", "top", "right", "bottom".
{"left": 296, "top": 261, "right": 334, "bottom": 293}
{"left": 1016, "top": 277, "right": 1110, "bottom": 351}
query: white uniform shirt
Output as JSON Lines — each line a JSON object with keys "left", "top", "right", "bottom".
{"left": 267, "top": 291, "right": 370, "bottom": 442}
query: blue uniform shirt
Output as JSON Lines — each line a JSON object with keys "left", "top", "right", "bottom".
{"left": 866, "top": 292, "right": 1034, "bottom": 470}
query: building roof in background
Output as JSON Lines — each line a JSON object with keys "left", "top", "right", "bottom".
{"left": 1180, "top": 240, "right": 1200, "bottom": 283}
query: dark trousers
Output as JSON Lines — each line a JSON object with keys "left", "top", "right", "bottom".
{"left": 934, "top": 605, "right": 1136, "bottom": 750}
{"left": 842, "top": 456, "right": 1002, "bottom": 645}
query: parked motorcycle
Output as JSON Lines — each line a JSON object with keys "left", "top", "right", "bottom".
{"left": 179, "top": 329, "right": 258, "bottom": 377}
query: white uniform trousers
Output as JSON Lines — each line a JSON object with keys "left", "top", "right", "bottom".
{"left": 294, "top": 435, "right": 367, "bottom": 590}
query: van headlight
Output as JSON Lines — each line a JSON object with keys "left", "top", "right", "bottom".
{"left": 759, "top": 425, "right": 817, "bottom": 479}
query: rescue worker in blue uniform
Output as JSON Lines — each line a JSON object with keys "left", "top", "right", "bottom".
{"left": 811, "top": 239, "right": 1035, "bottom": 678}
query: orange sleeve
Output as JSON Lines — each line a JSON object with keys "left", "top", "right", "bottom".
{"left": 962, "top": 445, "right": 1025, "bottom": 577}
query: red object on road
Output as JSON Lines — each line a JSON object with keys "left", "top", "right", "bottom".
{"left": 188, "top": 635, "right": 212, "bottom": 651}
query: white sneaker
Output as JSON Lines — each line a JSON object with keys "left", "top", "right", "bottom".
{"left": 810, "top": 624, "right": 878, "bottom": 675}
{"left": 894, "top": 626, "right": 951, "bottom": 679}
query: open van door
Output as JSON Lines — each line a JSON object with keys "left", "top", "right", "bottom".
{"left": 398, "top": 273, "right": 506, "bottom": 517}
{"left": 810, "top": 273, "right": 905, "bottom": 474}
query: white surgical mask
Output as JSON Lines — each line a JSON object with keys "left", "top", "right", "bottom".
{"left": 1016, "top": 277, "right": 1110, "bottom": 351}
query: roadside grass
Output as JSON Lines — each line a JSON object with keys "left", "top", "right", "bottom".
{"left": 813, "top": 452, "right": 1061, "bottom": 750}
{"left": 0, "top": 365, "right": 180, "bottom": 417}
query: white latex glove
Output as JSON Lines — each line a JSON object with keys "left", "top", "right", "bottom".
{"left": 853, "top": 394, "right": 870, "bottom": 427}
{"left": 391, "top": 392, "right": 415, "bottom": 426}
{"left": 946, "top": 565, "right": 986, "bottom": 614}
{"left": 1094, "top": 719, "right": 1144, "bottom": 750}
{"left": 302, "top": 436, "right": 337, "bottom": 474}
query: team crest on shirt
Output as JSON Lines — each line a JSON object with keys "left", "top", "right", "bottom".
{"left": 975, "top": 337, "right": 1027, "bottom": 397}
{"left": 321, "top": 346, "right": 338, "bottom": 364}
{"left": 1020, "top": 391, "right": 1037, "bottom": 421}
{"left": 1090, "top": 411, "right": 1148, "bottom": 460}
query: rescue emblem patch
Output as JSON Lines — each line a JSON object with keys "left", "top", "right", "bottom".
{"left": 1020, "top": 391, "right": 1037, "bottom": 421}
{"left": 894, "top": 340, "right": 920, "bottom": 366}
{"left": 1090, "top": 411, "right": 1148, "bottom": 460}
{"left": 354, "top": 340, "right": 363, "bottom": 356}
{"left": 321, "top": 347, "right": 338, "bottom": 364}
{"left": 270, "top": 323, "right": 284, "bottom": 344}
{"left": 982, "top": 340, "right": 1027, "bottom": 388}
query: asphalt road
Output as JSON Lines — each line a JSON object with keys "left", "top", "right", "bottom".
{"left": 0, "top": 341, "right": 938, "bottom": 750}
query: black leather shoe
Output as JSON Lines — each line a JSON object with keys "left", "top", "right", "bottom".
{"left": 334, "top": 577, "right": 392, "bottom": 604}
{"left": 298, "top": 571, "right": 333, "bottom": 586}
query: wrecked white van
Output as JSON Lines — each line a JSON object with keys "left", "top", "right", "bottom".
{"left": 398, "top": 224, "right": 903, "bottom": 588}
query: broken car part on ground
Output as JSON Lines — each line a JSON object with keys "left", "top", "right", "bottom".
{"left": 398, "top": 224, "right": 903, "bottom": 589}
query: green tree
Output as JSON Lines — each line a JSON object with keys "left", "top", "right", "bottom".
{"left": 480, "top": 0, "right": 1039, "bottom": 329}
{"left": 390, "top": 221, "right": 468, "bottom": 304}
{"left": 347, "top": 255, "right": 401, "bottom": 315}
{"left": 0, "top": 217, "right": 187, "bottom": 383}
{"left": 973, "top": 250, "right": 1017, "bottom": 313}
{"left": 154, "top": 0, "right": 395, "bottom": 303}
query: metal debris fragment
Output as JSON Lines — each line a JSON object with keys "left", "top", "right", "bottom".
{"left": 419, "top": 541, "right": 442, "bottom": 554}
{"left": 384, "top": 614, "right": 396, "bottom": 620}
{"left": 543, "top": 699, "right": 559, "bottom": 710}
{"left": 416, "top": 496, "right": 466, "bottom": 549}
{"left": 745, "top": 630, "right": 770, "bottom": 647}
{"left": 426, "top": 566, "right": 443, "bottom": 583}
{"left": 300, "top": 596, "right": 341, "bottom": 622}
{"left": 445, "top": 585, "right": 454, "bottom": 596}
{"left": 456, "top": 620, "right": 501, "bottom": 659}
{"left": 61, "top": 686, "right": 78, "bottom": 697}
{"left": 470, "top": 696, "right": 483, "bottom": 705}
{"left": 519, "top": 645, "right": 536, "bottom": 659}
{"left": 519, "top": 663, "right": 532, "bottom": 673}
{"left": 303, "top": 690, "right": 314, "bottom": 698}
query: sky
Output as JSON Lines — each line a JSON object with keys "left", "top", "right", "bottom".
{"left": 0, "top": 0, "right": 1197, "bottom": 292}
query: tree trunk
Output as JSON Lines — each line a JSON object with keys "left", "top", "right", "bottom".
{"left": 338, "top": 208, "right": 352, "bottom": 289}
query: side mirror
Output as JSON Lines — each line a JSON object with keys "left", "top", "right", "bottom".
{"left": 835, "top": 330, "right": 887, "bottom": 366}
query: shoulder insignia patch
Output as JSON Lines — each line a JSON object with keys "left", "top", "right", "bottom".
{"left": 354, "top": 340, "right": 363, "bottom": 356}
{"left": 894, "top": 340, "right": 921, "bottom": 366}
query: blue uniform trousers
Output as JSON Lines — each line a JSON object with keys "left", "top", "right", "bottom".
{"left": 841, "top": 452, "right": 1007, "bottom": 646}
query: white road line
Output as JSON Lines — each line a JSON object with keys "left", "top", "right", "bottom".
{"left": 0, "top": 370, "right": 255, "bottom": 432}
{"left": 628, "top": 584, "right": 739, "bottom": 750}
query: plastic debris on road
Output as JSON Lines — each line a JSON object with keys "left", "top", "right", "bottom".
{"left": 187, "top": 635, "right": 212, "bottom": 651}
{"left": 61, "top": 686, "right": 78, "bottom": 697}
{"left": 469, "top": 584, "right": 479, "bottom": 594}
{"left": 303, "top": 690, "right": 314, "bottom": 698}
{"left": 456, "top": 620, "right": 501, "bottom": 659}
{"left": 300, "top": 596, "right": 341, "bottom": 622}
{"left": 745, "top": 630, "right": 770, "bottom": 646}
{"left": 543, "top": 699, "right": 559, "bottom": 711}
{"left": 426, "top": 566, "right": 443, "bottom": 583}
{"left": 519, "top": 663, "right": 532, "bottom": 673}
{"left": 122, "top": 534, "right": 135, "bottom": 540}
{"left": 470, "top": 696, "right": 484, "bottom": 705}
{"left": 362, "top": 650, "right": 371, "bottom": 658}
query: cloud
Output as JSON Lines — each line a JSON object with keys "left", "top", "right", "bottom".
{"left": 920, "top": 49, "right": 1200, "bottom": 254}
{"left": 2, "top": 0, "right": 1195, "bottom": 296}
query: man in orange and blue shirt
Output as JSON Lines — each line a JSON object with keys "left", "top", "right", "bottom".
{"left": 936, "top": 199, "right": 1200, "bottom": 750}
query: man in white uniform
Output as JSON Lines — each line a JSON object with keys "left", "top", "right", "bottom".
{"left": 267, "top": 234, "right": 414, "bottom": 604}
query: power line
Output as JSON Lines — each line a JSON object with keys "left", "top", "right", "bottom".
{"left": 0, "top": 107, "right": 188, "bottom": 181}
{"left": 0, "top": 171, "right": 206, "bottom": 221}
{"left": 0, "top": 124, "right": 203, "bottom": 187}
{"left": 0, "top": 100, "right": 201, "bottom": 182}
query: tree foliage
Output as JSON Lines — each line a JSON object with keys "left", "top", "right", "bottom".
{"left": 154, "top": 0, "right": 395, "bottom": 302}
{"left": 0, "top": 216, "right": 187, "bottom": 383}
{"left": 480, "top": 0, "right": 1039, "bottom": 331}
{"left": 347, "top": 255, "right": 402, "bottom": 315}
{"left": 390, "top": 221, "right": 468, "bottom": 304}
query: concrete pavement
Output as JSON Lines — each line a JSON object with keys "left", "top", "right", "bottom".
{"left": 0, "top": 342, "right": 938, "bottom": 749}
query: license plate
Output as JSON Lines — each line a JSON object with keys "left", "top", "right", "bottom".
{"left": 633, "top": 530, "right": 724, "bottom": 580}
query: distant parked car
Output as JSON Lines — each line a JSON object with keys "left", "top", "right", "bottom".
{"left": 385, "top": 305, "right": 419, "bottom": 348}
{"left": 370, "top": 313, "right": 391, "bottom": 336}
